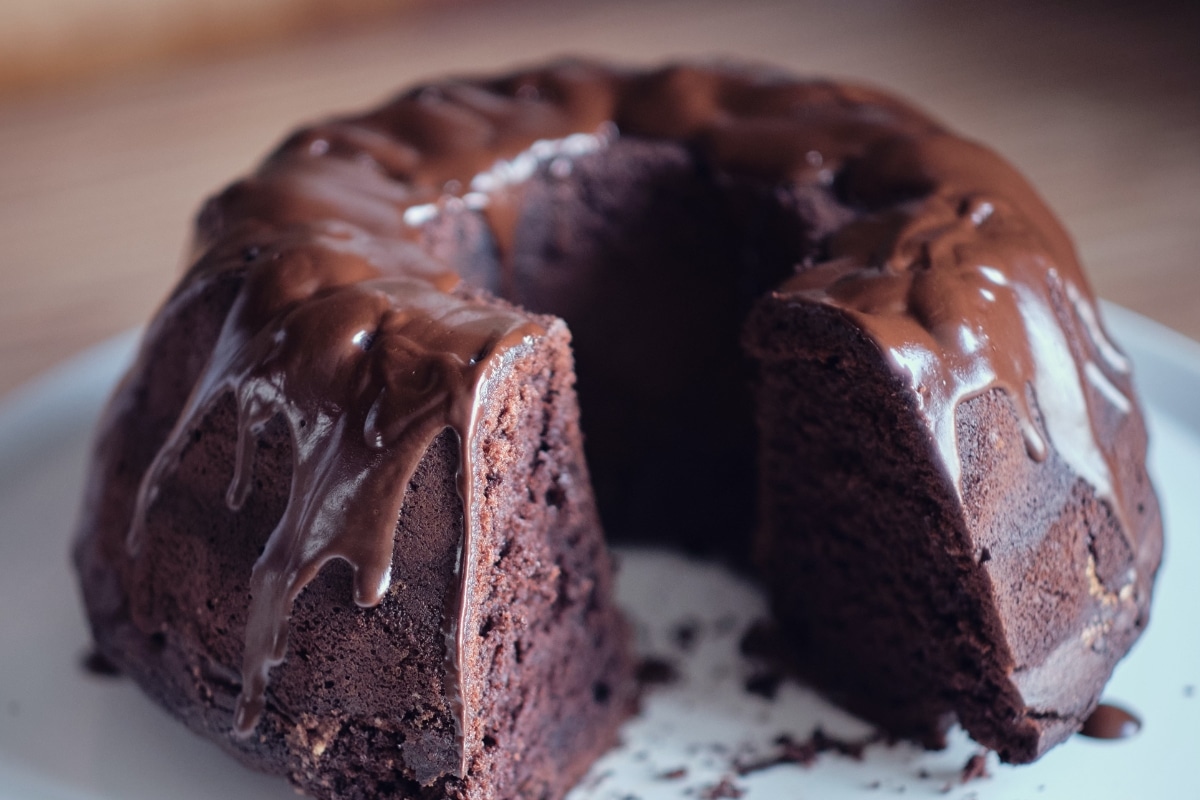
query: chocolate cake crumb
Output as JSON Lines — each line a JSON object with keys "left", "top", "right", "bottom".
{"left": 735, "top": 729, "right": 882, "bottom": 775}
{"left": 701, "top": 776, "right": 744, "bottom": 799}
{"left": 917, "top": 768, "right": 930, "bottom": 779}
{"left": 81, "top": 647, "right": 122, "bottom": 677}
{"left": 739, "top": 619, "right": 782, "bottom": 659}
{"left": 867, "top": 780, "right": 882, "bottom": 789}
{"left": 673, "top": 620, "right": 700, "bottom": 651}
{"left": 744, "top": 670, "right": 783, "bottom": 700}
{"left": 658, "top": 767, "right": 688, "bottom": 780}
{"left": 636, "top": 657, "right": 679, "bottom": 687}
{"left": 961, "top": 752, "right": 991, "bottom": 784}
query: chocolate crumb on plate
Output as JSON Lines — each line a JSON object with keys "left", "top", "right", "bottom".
{"left": 81, "top": 647, "right": 121, "bottom": 677}
{"left": 961, "top": 752, "right": 991, "bottom": 784}
{"left": 673, "top": 620, "right": 701, "bottom": 652}
{"left": 635, "top": 657, "right": 680, "bottom": 687}
{"left": 700, "top": 776, "right": 744, "bottom": 799}
{"left": 735, "top": 729, "right": 883, "bottom": 775}
{"left": 743, "top": 670, "right": 783, "bottom": 700}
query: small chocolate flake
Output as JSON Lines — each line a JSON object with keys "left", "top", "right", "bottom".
{"left": 744, "top": 670, "right": 783, "bottom": 700}
{"left": 82, "top": 648, "right": 122, "bottom": 677}
{"left": 735, "top": 729, "right": 883, "bottom": 775}
{"left": 701, "top": 777, "right": 744, "bottom": 799}
{"left": 739, "top": 619, "right": 780, "bottom": 658}
{"left": 961, "top": 752, "right": 991, "bottom": 784}
{"left": 673, "top": 620, "right": 700, "bottom": 651}
{"left": 636, "top": 657, "right": 679, "bottom": 686}
{"left": 658, "top": 767, "right": 688, "bottom": 780}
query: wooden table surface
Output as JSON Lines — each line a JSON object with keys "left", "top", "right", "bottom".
{"left": 1, "top": 0, "right": 1197, "bottom": 398}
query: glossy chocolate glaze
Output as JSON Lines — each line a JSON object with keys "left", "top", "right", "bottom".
{"left": 781, "top": 136, "right": 1139, "bottom": 541}
{"left": 127, "top": 224, "right": 541, "bottom": 749}
{"left": 124, "top": 59, "right": 1148, "bottom": 770}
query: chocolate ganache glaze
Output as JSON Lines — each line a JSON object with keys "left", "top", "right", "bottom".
{"left": 782, "top": 137, "right": 1137, "bottom": 535}
{"left": 78, "top": 58, "right": 1161, "bottom": 787}
{"left": 126, "top": 224, "right": 541, "bottom": 740}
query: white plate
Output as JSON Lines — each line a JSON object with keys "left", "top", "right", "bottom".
{"left": 0, "top": 306, "right": 1196, "bottom": 800}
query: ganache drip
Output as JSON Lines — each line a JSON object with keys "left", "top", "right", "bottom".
{"left": 781, "top": 135, "right": 1139, "bottom": 546}
{"left": 128, "top": 224, "right": 540, "bottom": 750}
{"left": 125, "top": 59, "right": 1146, "bottom": 775}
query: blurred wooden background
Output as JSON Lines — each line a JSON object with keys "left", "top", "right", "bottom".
{"left": 0, "top": 0, "right": 1197, "bottom": 397}
{"left": 0, "top": 0, "right": 413, "bottom": 93}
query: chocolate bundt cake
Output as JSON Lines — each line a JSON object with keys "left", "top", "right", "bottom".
{"left": 73, "top": 58, "right": 1162, "bottom": 797}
